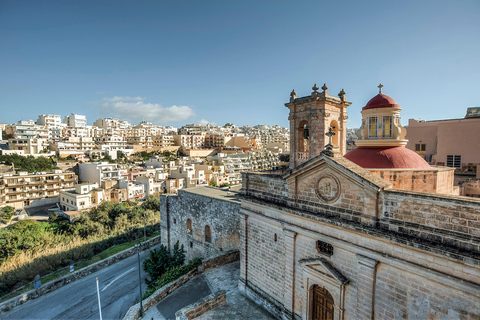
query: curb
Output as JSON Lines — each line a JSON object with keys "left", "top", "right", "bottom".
{"left": 0, "top": 235, "right": 162, "bottom": 314}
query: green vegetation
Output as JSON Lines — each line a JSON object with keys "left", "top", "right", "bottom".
{"left": 209, "top": 179, "right": 217, "bottom": 187}
{"left": 132, "top": 150, "right": 177, "bottom": 162}
{"left": 142, "top": 240, "right": 201, "bottom": 298}
{"left": 0, "top": 206, "right": 15, "bottom": 224}
{"left": 0, "top": 231, "right": 159, "bottom": 303}
{"left": 0, "top": 154, "right": 59, "bottom": 173}
{"left": 279, "top": 154, "right": 290, "bottom": 162}
{"left": 219, "top": 183, "right": 234, "bottom": 188}
{"left": 0, "top": 197, "right": 160, "bottom": 298}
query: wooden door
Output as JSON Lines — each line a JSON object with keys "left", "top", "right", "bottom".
{"left": 312, "top": 285, "right": 334, "bottom": 320}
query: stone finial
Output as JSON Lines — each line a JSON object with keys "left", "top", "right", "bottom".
{"left": 290, "top": 89, "right": 297, "bottom": 102}
{"left": 378, "top": 83, "right": 383, "bottom": 94}
{"left": 322, "top": 83, "right": 328, "bottom": 91}
{"left": 312, "top": 83, "right": 319, "bottom": 92}
{"left": 338, "top": 88, "right": 346, "bottom": 101}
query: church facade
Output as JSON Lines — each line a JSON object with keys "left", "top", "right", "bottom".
{"left": 238, "top": 85, "right": 480, "bottom": 319}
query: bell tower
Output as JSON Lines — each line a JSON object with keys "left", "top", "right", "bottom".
{"left": 285, "top": 83, "right": 351, "bottom": 169}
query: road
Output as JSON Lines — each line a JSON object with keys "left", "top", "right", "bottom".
{"left": 0, "top": 245, "right": 158, "bottom": 320}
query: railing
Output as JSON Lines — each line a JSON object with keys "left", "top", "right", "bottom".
{"left": 297, "top": 152, "right": 309, "bottom": 160}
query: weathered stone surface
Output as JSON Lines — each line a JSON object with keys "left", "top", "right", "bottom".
{"left": 161, "top": 187, "right": 241, "bottom": 261}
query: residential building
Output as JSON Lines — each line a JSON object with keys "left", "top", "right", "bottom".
{"left": 60, "top": 182, "right": 104, "bottom": 212}
{"left": 78, "top": 162, "right": 126, "bottom": 184}
{"left": 406, "top": 107, "right": 480, "bottom": 174}
{"left": 63, "top": 113, "right": 87, "bottom": 127}
{"left": 0, "top": 170, "right": 77, "bottom": 209}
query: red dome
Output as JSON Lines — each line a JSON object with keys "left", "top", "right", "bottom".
{"left": 363, "top": 94, "right": 400, "bottom": 111}
{"left": 344, "top": 147, "right": 430, "bottom": 169}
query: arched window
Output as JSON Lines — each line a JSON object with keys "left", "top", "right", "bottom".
{"left": 187, "top": 219, "right": 192, "bottom": 235}
{"left": 205, "top": 225, "right": 212, "bottom": 243}
{"left": 298, "top": 120, "right": 310, "bottom": 153}
{"left": 330, "top": 120, "right": 339, "bottom": 146}
{"left": 310, "top": 285, "right": 334, "bottom": 320}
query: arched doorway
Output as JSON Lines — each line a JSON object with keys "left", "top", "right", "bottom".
{"left": 310, "top": 285, "right": 334, "bottom": 320}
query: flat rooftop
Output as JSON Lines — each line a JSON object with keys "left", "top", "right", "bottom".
{"left": 177, "top": 185, "right": 241, "bottom": 203}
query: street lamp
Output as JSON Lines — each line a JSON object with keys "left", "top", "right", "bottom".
{"left": 135, "top": 243, "right": 144, "bottom": 318}
{"left": 143, "top": 212, "right": 146, "bottom": 242}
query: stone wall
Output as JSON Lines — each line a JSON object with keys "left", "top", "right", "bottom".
{"left": 369, "top": 167, "right": 455, "bottom": 195}
{"left": 381, "top": 190, "right": 480, "bottom": 258}
{"left": 176, "top": 290, "right": 226, "bottom": 320}
{"left": 123, "top": 250, "right": 239, "bottom": 320}
{"left": 160, "top": 188, "right": 241, "bottom": 261}
{"left": 240, "top": 199, "right": 480, "bottom": 320}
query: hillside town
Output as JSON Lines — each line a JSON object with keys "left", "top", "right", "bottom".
{"left": 0, "top": 117, "right": 289, "bottom": 221}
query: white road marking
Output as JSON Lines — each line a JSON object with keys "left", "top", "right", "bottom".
{"left": 101, "top": 267, "right": 136, "bottom": 292}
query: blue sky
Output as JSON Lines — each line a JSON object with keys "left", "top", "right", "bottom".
{"left": 1, "top": 0, "right": 479, "bottom": 128}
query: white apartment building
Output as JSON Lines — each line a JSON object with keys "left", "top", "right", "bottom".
{"left": 37, "top": 114, "right": 62, "bottom": 128}
{"left": 135, "top": 176, "right": 164, "bottom": 196}
{"left": 93, "top": 118, "right": 130, "bottom": 130}
{"left": 7, "top": 138, "right": 48, "bottom": 155}
{"left": 78, "top": 162, "right": 126, "bottom": 184}
{"left": 118, "top": 179, "right": 145, "bottom": 199}
{"left": 63, "top": 113, "right": 87, "bottom": 127}
{"left": 6, "top": 120, "right": 37, "bottom": 139}
{"left": 59, "top": 182, "right": 104, "bottom": 212}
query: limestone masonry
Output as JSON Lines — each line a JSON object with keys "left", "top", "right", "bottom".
{"left": 162, "top": 84, "right": 480, "bottom": 320}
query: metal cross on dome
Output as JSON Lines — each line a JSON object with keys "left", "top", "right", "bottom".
{"left": 378, "top": 83, "right": 383, "bottom": 94}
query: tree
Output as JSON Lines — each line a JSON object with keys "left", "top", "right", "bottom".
{"left": 142, "top": 196, "right": 159, "bottom": 211}
{"left": 142, "top": 244, "right": 172, "bottom": 283}
{"left": 209, "top": 179, "right": 217, "bottom": 187}
{"left": 0, "top": 206, "right": 15, "bottom": 224}
{"left": 48, "top": 212, "right": 58, "bottom": 223}
{"left": 171, "top": 241, "right": 186, "bottom": 267}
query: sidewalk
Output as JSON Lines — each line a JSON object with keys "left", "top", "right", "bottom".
{"left": 142, "top": 260, "right": 276, "bottom": 320}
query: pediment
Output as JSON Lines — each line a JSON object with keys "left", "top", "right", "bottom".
{"left": 299, "top": 257, "right": 349, "bottom": 285}
{"left": 284, "top": 154, "right": 391, "bottom": 192}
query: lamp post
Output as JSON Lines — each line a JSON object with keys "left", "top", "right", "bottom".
{"left": 143, "top": 212, "right": 146, "bottom": 242}
{"left": 135, "top": 243, "right": 144, "bottom": 318}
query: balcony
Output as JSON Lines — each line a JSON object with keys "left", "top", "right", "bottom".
{"left": 297, "top": 152, "right": 309, "bottom": 160}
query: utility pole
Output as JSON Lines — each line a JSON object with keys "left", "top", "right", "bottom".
{"left": 135, "top": 244, "right": 143, "bottom": 318}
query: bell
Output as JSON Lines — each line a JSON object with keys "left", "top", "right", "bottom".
{"left": 303, "top": 127, "right": 309, "bottom": 139}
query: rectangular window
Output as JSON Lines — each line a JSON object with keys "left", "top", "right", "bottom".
{"left": 446, "top": 155, "right": 461, "bottom": 168}
{"left": 415, "top": 143, "right": 426, "bottom": 152}
{"left": 369, "top": 117, "right": 377, "bottom": 137}
{"left": 383, "top": 116, "right": 392, "bottom": 137}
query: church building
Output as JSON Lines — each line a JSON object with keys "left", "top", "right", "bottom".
{"left": 239, "top": 84, "right": 480, "bottom": 319}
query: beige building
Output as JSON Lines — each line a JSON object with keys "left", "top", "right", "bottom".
{"left": 406, "top": 107, "right": 480, "bottom": 174}
{"left": 0, "top": 170, "right": 77, "bottom": 209}
{"left": 236, "top": 85, "right": 480, "bottom": 319}
{"left": 162, "top": 84, "right": 480, "bottom": 320}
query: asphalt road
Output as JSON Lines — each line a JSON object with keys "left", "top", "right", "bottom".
{"left": 0, "top": 245, "right": 158, "bottom": 320}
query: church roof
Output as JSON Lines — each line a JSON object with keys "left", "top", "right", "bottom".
{"left": 344, "top": 146, "right": 431, "bottom": 169}
{"left": 363, "top": 93, "right": 400, "bottom": 111}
